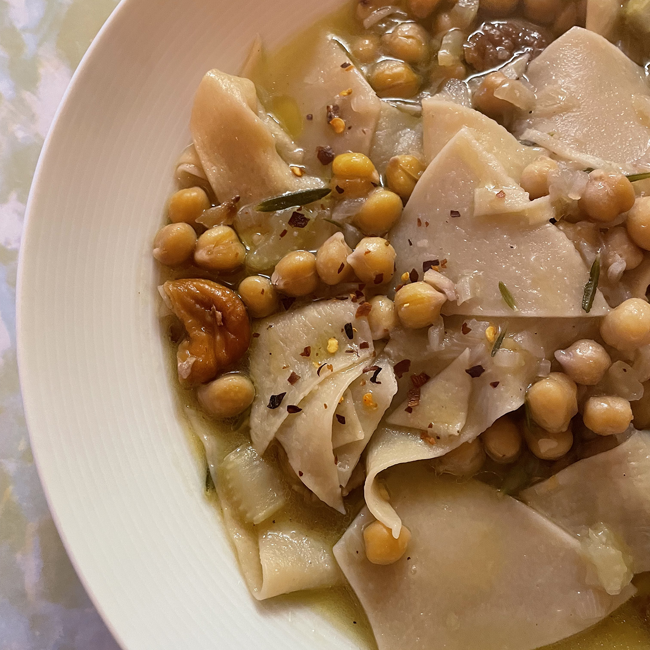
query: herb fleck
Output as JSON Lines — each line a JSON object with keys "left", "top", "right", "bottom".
{"left": 256, "top": 188, "right": 332, "bottom": 212}
{"left": 499, "top": 281, "right": 516, "bottom": 310}
{"left": 491, "top": 327, "right": 508, "bottom": 357}
{"left": 582, "top": 256, "right": 600, "bottom": 314}
{"left": 627, "top": 171, "right": 650, "bottom": 183}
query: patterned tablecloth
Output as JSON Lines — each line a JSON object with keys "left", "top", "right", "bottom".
{"left": 0, "top": 0, "right": 120, "bottom": 647}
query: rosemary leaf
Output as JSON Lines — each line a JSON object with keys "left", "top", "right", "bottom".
{"left": 205, "top": 466, "right": 215, "bottom": 494}
{"left": 524, "top": 400, "right": 532, "bottom": 431}
{"left": 256, "top": 188, "right": 332, "bottom": 212}
{"left": 498, "top": 282, "right": 516, "bottom": 310}
{"left": 627, "top": 171, "right": 650, "bottom": 183}
{"left": 491, "top": 326, "right": 508, "bottom": 357}
{"left": 582, "top": 256, "right": 600, "bottom": 313}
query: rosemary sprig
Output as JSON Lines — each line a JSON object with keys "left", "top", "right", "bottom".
{"left": 498, "top": 282, "right": 516, "bottom": 310}
{"left": 491, "top": 326, "right": 508, "bottom": 357}
{"left": 626, "top": 171, "right": 650, "bottom": 183}
{"left": 256, "top": 188, "right": 332, "bottom": 212}
{"left": 582, "top": 256, "right": 600, "bottom": 313}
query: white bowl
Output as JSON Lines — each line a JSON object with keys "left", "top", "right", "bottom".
{"left": 17, "top": 0, "right": 362, "bottom": 648}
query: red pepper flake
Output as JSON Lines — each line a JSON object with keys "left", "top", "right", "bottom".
{"left": 279, "top": 229, "right": 288, "bottom": 238}
{"left": 450, "top": 210, "right": 461, "bottom": 218}
{"left": 465, "top": 365, "right": 486, "bottom": 378}
{"left": 338, "top": 262, "right": 345, "bottom": 274}
{"left": 287, "top": 405, "right": 302, "bottom": 414}
{"left": 288, "top": 212, "right": 309, "bottom": 228}
{"left": 344, "top": 322, "right": 354, "bottom": 339}
{"left": 341, "top": 61, "right": 352, "bottom": 69}
{"left": 335, "top": 185, "right": 345, "bottom": 194}
{"left": 316, "top": 145, "right": 335, "bottom": 165}
{"left": 287, "top": 371, "right": 300, "bottom": 385}
{"left": 496, "top": 190, "right": 506, "bottom": 199}
{"left": 408, "top": 239, "right": 413, "bottom": 246}
{"left": 409, "top": 269, "right": 419, "bottom": 282}
{"left": 420, "top": 432, "right": 436, "bottom": 445}
{"left": 461, "top": 322, "right": 471, "bottom": 335}
{"left": 374, "top": 273, "right": 384, "bottom": 285}
{"left": 370, "top": 367, "right": 382, "bottom": 384}
{"left": 355, "top": 289, "right": 365, "bottom": 300}
{"left": 267, "top": 393, "right": 286, "bottom": 409}
{"left": 394, "top": 359, "right": 411, "bottom": 379}
{"left": 336, "top": 414, "right": 346, "bottom": 425}
{"left": 407, "top": 387, "right": 421, "bottom": 409}
{"left": 334, "top": 455, "right": 338, "bottom": 464}
{"left": 410, "top": 372, "right": 430, "bottom": 388}
{"left": 252, "top": 332, "right": 261, "bottom": 338}
{"left": 490, "top": 381, "right": 500, "bottom": 388}
{"left": 299, "top": 470, "right": 304, "bottom": 477}
{"left": 281, "top": 297, "right": 296, "bottom": 310}
{"left": 300, "top": 346, "right": 311, "bottom": 357}
{"left": 440, "top": 259, "right": 448, "bottom": 269}
{"left": 356, "top": 301, "right": 372, "bottom": 318}
{"left": 417, "top": 218, "right": 422, "bottom": 227}
{"left": 360, "top": 341, "right": 370, "bottom": 349}
{"left": 425, "top": 221, "right": 429, "bottom": 227}
{"left": 405, "top": 406, "right": 413, "bottom": 414}
{"left": 327, "top": 363, "right": 333, "bottom": 372}
{"left": 363, "top": 365, "right": 380, "bottom": 373}
{"left": 326, "top": 104, "right": 341, "bottom": 122}
{"left": 306, "top": 114, "right": 313, "bottom": 121}
{"left": 423, "top": 259, "right": 439, "bottom": 272}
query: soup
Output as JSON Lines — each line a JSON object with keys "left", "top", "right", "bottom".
{"left": 152, "top": 0, "right": 650, "bottom": 647}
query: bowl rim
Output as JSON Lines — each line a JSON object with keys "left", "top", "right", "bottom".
{"left": 17, "top": 0, "right": 134, "bottom": 646}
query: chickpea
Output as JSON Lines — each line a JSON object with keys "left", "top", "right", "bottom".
{"left": 168, "top": 187, "right": 211, "bottom": 225}
{"left": 407, "top": 0, "right": 442, "bottom": 19}
{"left": 520, "top": 156, "right": 559, "bottom": 200}
{"left": 603, "top": 226, "right": 644, "bottom": 272}
{"left": 473, "top": 72, "right": 514, "bottom": 124}
{"left": 526, "top": 372, "right": 578, "bottom": 433}
{"left": 436, "top": 438, "right": 486, "bottom": 477}
{"left": 583, "top": 396, "right": 633, "bottom": 436}
{"left": 381, "top": 23, "right": 430, "bottom": 65}
{"left": 153, "top": 223, "right": 197, "bottom": 267}
{"left": 363, "top": 520, "right": 411, "bottom": 565}
{"left": 332, "top": 153, "right": 379, "bottom": 183}
{"left": 579, "top": 170, "right": 636, "bottom": 223}
{"left": 600, "top": 298, "right": 650, "bottom": 351}
{"left": 626, "top": 197, "right": 650, "bottom": 251}
{"left": 355, "top": 189, "right": 403, "bottom": 236}
{"left": 271, "top": 250, "right": 319, "bottom": 297}
{"left": 554, "top": 339, "right": 612, "bottom": 386}
{"left": 394, "top": 282, "right": 447, "bottom": 329}
{"left": 368, "top": 295, "right": 398, "bottom": 340}
{"left": 524, "top": 423, "right": 573, "bottom": 461}
{"left": 194, "top": 226, "right": 246, "bottom": 272}
{"left": 347, "top": 237, "right": 396, "bottom": 285}
{"left": 352, "top": 35, "right": 380, "bottom": 63}
{"left": 386, "top": 155, "right": 426, "bottom": 201}
{"left": 316, "top": 233, "right": 354, "bottom": 285}
{"left": 197, "top": 374, "right": 255, "bottom": 419}
{"left": 523, "top": 0, "right": 562, "bottom": 23}
{"left": 238, "top": 275, "right": 279, "bottom": 319}
{"left": 480, "top": 0, "right": 520, "bottom": 15}
{"left": 368, "top": 60, "right": 421, "bottom": 99}
{"left": 482, "top": 416, "right": 522, "bottom": 464}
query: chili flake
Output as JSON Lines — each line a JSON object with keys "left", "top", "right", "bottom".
{"left": 394, "top": 359, "right": 411, "bottom": 378}
{"left": 287, "top": 372, "right": 300, "bottom": 385}
{"left": 374, "top": 273, "right": 384, "bottom": 285}
{"left": 465, "top": 365, "right": 486, "bottom": 378}
{"left": 409, "top": 269, "right": 419, "bottom": 282}
{"left": 370, "top": 367, "right": 382, "bottom": 384}
{"left": 360, "top": 341, "right": 370, "bottom": 349}
{"left": 490, "top": 381, "right": 500, "bottom": 388}
{"left": 300, "top": 346, "right": 311, "bottom": 357}
{"left": 327, "top": 338, "right": 339, "bottom": 354}
{"left": 356, "top": 301, "right": 372, "bottom": 318}
{"left": 344, "top": 322, "right": 354, "bottom": 339}
{"left": 288, "top": 212, "right": 309, "bottom": 228}
{"left": 336, "top": 414, "right": 346, "bottom": 425}
{"left": 330, "top": 117, "right": 346, "bottom": 134}
{"left": 450, "top": 210, "right": 461, "bottom": 218}
{"left": 341, "top": 61, "right": 353, "bottom": 69}
{"left": 461, "top": 322, "right": 472, "bottom": 335}
{"left": 287, "top": 405, "right": 302, "bottom": 414}
{"left": 410, "top": 372, "right": 430, "bottom": 388}
{"left": 279, "top": 229, "right": 288, "bottom": 238}
{"left": 363, "top": 393, "right": 377, "bottom": 409}
{"left": 267, "top": 393, "right": 287, "bottom": 409}
{"left": 317, "top": 145, "right": 335, "bottom": 165}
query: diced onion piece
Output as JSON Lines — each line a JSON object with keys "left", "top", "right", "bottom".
{"left": 438, "top": 29, "right": 465, "bottom": 68}
{"left": 493, "top": 79, "right": 536, "bottom": 112}
{"left": 581, "top": 523, "right": 634, "bottom": 596}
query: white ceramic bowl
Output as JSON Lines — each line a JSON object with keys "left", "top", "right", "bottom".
{"left": 17, "top": 0, "right": 362, "bottom": 648}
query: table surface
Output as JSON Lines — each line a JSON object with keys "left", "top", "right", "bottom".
{"left": 0, "top": 0, "right": 121, "bottom": 647}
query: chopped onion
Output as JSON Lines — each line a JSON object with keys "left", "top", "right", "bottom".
{"left": 493, "top": 79, "right": 536, "bottom": 112}
{"left": 424, "top": 269, "right": 458, "bottom": 302}
{"left": 437, "top": 79, "right": 472, "bottom": 107}
{"left": 500, "top": 53, "right": 530, "bottom": 80}
{"left": 448, "top": 0, "right": 479, "bottom": 30}
{"left": 438, "top": 29, "right": 465, "bottom": 68}
{"left": 581, "top": 523, "right": 633, "bottom": 596}
{"left": 606, "top": 254, "right": 627, "bottom": 283}
{"left": 601, "top": 361, "right": 644, "bottom": 401}
{"left": 456, "top": 272, "right": 481, "bottom": 305}
{"left": 428, "top": 317, "right": 445, "bottom": 351}
{"left": 537, "top": 359, "right": 552, "bottom": 377}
